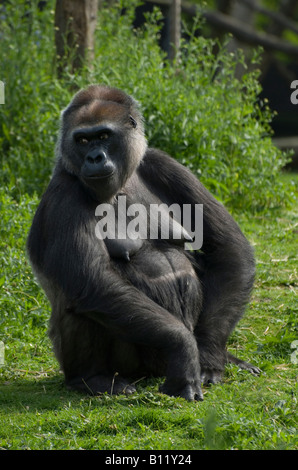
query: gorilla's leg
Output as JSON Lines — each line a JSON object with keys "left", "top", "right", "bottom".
{"left": 49, "top": 313, "right": 138, "bottom": 395}
{"left": 194, "top": 246, "right": 256, "bottom": 385}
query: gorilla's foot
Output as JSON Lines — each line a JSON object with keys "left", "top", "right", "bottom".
{"left": 159, "top": 379, "right": 204, "bottom": 401}
{"left": 200, "top": 368, "right": 223, "bottom": 385}
{"left": 227, "top": 352, "right": 261, "bottom": 376}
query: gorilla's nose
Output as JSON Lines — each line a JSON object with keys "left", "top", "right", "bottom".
{"left": 82, "top": 149, "right": 115, "bottom": 178}
{"left": 86, "top": 149, "right": 107, "bottom": 164}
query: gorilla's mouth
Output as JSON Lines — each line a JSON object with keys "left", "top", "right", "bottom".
{"left": 85, "top": 171, "right": 114, "bottom": 179}
{"left": 82, "top": 169, "right": 115, "bottom": 179}
{"left": 81, "top": 159, "right": 116, "bottom": 180}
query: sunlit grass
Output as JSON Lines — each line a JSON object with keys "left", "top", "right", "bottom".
{"left": 0, "top": 173, "right": 297, "bottom": 450}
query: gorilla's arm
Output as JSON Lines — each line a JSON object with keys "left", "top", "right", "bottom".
{"left": 139, "top": 148, "right": 255, "bottom": 280}
{"left": 139, "top": 149, "right": 252, "bottom": 252}
{"left": 139, "top": 149, "right": 255, "bottom": 373}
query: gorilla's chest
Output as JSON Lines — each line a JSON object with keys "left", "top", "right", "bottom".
{"left": 99, "top": 191, "right": 193, "bottom": 261}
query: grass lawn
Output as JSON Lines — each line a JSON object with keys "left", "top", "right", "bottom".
{"left": 0, "top": 172, "right": 297, "bottom": 450}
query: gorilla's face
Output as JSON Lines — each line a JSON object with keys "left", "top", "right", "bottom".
{"left": 57, "top": 86, "right": 147, "bottom": 201}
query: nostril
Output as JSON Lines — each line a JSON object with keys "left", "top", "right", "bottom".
{"left": 95, "top": 155, "right": 103, "bottom": 164}
{"left": 86, "top": 153, "right": 104, "bottom": 164}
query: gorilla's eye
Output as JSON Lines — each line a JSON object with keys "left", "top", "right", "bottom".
{"left": 99, "top": 133, "right": 109, "bottom": 140}
{"left": 77, "top": 136, "right": 89, "bottom": 145}
{"left": 129, "top": 115, "right": 137, "bottom": 128}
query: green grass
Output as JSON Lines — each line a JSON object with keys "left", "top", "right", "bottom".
{"left": 0, "top": 173, "right": 297, "bottom": 451}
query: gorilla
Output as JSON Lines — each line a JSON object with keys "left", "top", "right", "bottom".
{"left": 27, "top": 85, "right": 260, "bottom": 401}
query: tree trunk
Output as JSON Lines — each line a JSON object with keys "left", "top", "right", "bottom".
{"left": 55, "top": 0, "right": 98, "bottom": 76}
{"left": 168, "top": 0, "right": 181, "bottom": 61}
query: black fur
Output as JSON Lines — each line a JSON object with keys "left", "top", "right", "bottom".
{"left": 27, "top": 85, "right": 259, "bottom": 401}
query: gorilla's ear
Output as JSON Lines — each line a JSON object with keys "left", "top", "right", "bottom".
{"left": 129, "top": 115, "right": 137, "bottom": 129}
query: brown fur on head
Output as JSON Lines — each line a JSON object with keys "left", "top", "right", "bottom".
{"left": 61, "top": 84, "right": 145, "bottom": 134}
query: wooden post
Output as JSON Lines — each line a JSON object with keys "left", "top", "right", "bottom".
{"left": 168, "top": 0, "right": 181, "bottom": 61}
{"left": 55, "top": 0, "right": 98, "bottom": 76}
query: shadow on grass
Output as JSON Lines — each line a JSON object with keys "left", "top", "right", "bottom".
{"left": 0, "top": 373, "right": 84, "bottom": 412}
{"left": 0, "top": 372, "right": 164, "bottom": 414}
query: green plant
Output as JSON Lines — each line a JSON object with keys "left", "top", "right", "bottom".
{"left": 0, "top": 0, "right": 292, "bottom": 211}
